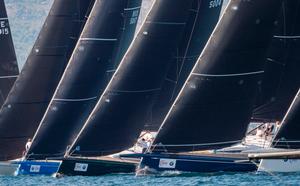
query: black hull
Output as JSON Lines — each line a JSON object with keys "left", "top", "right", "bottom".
{"left": 58, "top": 157, "right": 137, "bottom": 176}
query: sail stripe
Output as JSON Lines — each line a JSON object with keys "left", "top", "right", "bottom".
{"left": 124, "top": 6, "right": 141, "bottom": 11}
{"left": 274, "top": 35, "right": 300, "bottom": 39}
{"left": 266, "top": 58, "right": 285, "bottom": 65}
{"left": 146, "top": 21, "right": 186, "bottom": 25}
{"left": 191, "top": 71, "right": 264, "bottom": 77}
{"left": 0, "top": 17, "right": 8, "bottom": 20}
{"left": 106, "top": 69, "right": 116, "bottom": 73}
{"left": 112, "top": 88, "right": 161, "bottom": 93}
{"left": 165, "top": 78, "right": 177, "bottom": 84}
{"left": 0, "top": 75, "right": 18, "bottom": 79}
{"left": 80, "top": 38, "right": 118, "bottom": 41}
{"left": 53, "top": 97, "right": 98, "bottom": 102}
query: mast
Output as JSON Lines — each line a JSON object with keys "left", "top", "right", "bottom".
{"left": 0, "top": 0, "right": 94, "bottom": 161}
{"left": 272, "top": 89, "right": 300, "bottom": 149}
{"left": 145, "top": 0, "right": 223, "bottom": 131}
{"left": 27, "top": 0, "right": 142, "bottom": 160}
{"left": 0, "top": 0, "right": 19, "bottom": 107}
{"left": 252, "top": 0, "right": 300, "bottom": 122}
{"left": 68, "top": 0, "right": 195, "bottom": 157}
{"left": 152, "top": 0, "right": 282, "bottom": 153}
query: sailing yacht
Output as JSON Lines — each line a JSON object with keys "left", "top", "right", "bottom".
{"left": 0, "top": 0, "right": 19, "bottom": 107}
{"left": 123, "top": 0, "right": 282, "bottom": 174}
{"left": 0, "top": 0, "right": 20, "bottom": 176}
{"left": 0, "top": 0, "right": 94, "bottom": 176}
{"left": 56, "top": 0, "right": 196, "bottom": 176}
{"left": 23, "top": 0, "right": 142, "bottom": 176}
{"left": 250, "top": 89, "right": 300, "bottom": 172}
{"left": 222, "top": 0, "right": 300, "bottom": 155}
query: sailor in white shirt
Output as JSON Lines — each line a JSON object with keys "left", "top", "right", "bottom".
{"left": 139, "top": 138, "right": 149, "bottom": 153}
{"left": 25, "top": 138, "right": 32, "bottom": 152}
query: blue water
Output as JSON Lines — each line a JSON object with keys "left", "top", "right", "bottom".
{"left": 0, "top": 172, "right": 300, "bottom": 185}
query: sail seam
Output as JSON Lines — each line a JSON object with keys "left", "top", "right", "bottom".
{"left": 106, "top": 69, "right": 116, "bottom": 73}
{"left": 80, "top": 38, "right": 118, "bottom": 41}
{"left": 124, "top": 6, "right": 141, "bottom": 11}
{"left": 0, "top": 75, "right": 18, "bottom": 79}
{"left": 146, "top": 21, "right": 186, "bottom": 25}
{"left": 53, "top": 97, "right": 97, "bottom": 102}
{"left": 112, "top": 88, "right": 161, "bottom": 93}
{"left": 192, "top": 71, "right": 264, "bottom": 77}
{"left": 274, "top": 35, "right": 300, "bottom": 39}
{"left": 165, "top": 78, "right": 177, "bottom": 83}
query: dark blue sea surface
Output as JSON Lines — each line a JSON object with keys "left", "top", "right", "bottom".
{"left": 0, "top": 172, "right": 300, "bottom": 185}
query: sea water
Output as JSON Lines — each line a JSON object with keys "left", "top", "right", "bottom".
{"left": 0, "top": 172, "right": 300, "bottom": 185}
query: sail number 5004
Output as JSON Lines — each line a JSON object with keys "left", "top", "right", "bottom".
{"left": 209, "top": 0, "right": 222, "bottom": 8}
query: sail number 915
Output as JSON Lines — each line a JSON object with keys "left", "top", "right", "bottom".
{"left": 0, "top": 21, "right": 9, "bottom": 35}
{"left": 209, "top": 0, "right": 222, "bottom": 8}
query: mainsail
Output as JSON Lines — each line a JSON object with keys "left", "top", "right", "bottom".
{"left": 27, "top": 0, "right": 142, "bottom": 159}
{"left": 0, "top": 0, "right": 94, "bottom": 161}
{"left": 272, "top": 89, "right": 300, "bottom": 149}
{"left": 152, "top": 0, "right": 282, "bottom": 153}
{"left": 0, "top": 0, "right": 19, "bottom": 107}
{"left": 145, "top": 0, "right": 223, "bottom": 131}
{"left": 68, "top": 0, "right": 195, "bottom": 157}
{"left": 252, "top": 0, "right": 300, "bottom": 122}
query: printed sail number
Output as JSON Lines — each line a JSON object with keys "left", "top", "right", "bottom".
{"left": 0, "top": 20, "right": 9, "bottom": 35}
